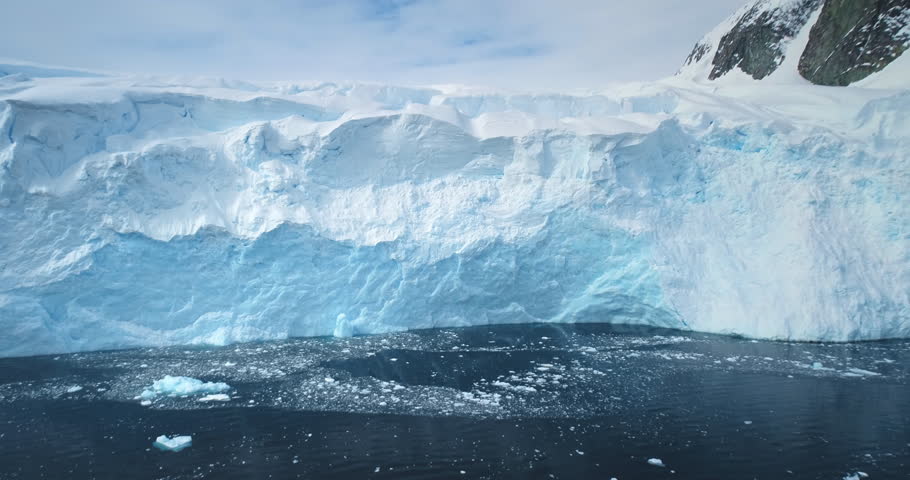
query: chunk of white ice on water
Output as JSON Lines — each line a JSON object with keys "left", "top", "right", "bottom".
{"left": 648, "top": 458, "right": 665, "bottom": 467}
{"left": 198, "top": 393, "right": 231, "bottom": 402}
{"left": 153, "top": 435, "right": 192, "bottom": 452}
{"left": 140, "top": 376, "right": 230, "bottom": 400}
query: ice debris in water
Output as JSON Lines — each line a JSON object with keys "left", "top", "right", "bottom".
{"left": 140, "top": 375, "right": 230, "bottom": 400}
{"left": 153, "top": 435, "right": 192, "bottom": 452}
{"left": 843, "top": 472, "right": 870, "bottom": 480}
{"left": 65, "top": 386, "right": 83, "bottom": 393}
{"left": 648, "top": 458, "right": 666, "bottom": 467}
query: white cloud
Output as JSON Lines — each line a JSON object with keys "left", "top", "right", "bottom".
{"left": 0, "top": 0, "right": 743, "bottom": 88}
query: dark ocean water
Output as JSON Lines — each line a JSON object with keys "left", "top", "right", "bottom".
{"left": 0, "top": 324, "right": 908, "bottom": 479}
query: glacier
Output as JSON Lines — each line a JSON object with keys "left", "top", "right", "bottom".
{"left": 0, "top": 61, "right": 908, "bottom": 356}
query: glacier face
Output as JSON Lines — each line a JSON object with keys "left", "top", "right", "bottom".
{"left": 0, "top": 64, "right": 908, "bottom": 356}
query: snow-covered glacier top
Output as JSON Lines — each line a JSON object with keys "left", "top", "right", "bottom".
{"left": 0, "top": 61, "right": 908, "bottom": 356}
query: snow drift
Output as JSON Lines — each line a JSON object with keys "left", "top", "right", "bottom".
{"left": 0, "top": 61, "right": 908, "bottom": 356}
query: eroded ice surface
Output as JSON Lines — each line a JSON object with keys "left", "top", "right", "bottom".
{"left": 1, "top": 62, "right": 909, "bottom": 356}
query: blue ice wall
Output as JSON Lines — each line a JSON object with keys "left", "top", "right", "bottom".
{"left": 1, "top": 74, "right": 908, "bottom": 356}
{"left": 2, "top": 211, "right": 680, "bottom": 356}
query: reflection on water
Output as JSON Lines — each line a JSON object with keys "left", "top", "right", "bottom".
{"left": 0, "top": 323, "right": 908, "bottom": 479}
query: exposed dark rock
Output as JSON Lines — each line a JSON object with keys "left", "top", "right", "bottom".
{"left": 799, "top": 0, "right": 910, "bottom": 85}
{"left": 709, "top": 0, "right": 822, "bottom": 80}
{"left": 682, "top": 0, "right": 909, "bottom": 85}
{"left": 684, "top": 42, "right": 712, "bottom": 67}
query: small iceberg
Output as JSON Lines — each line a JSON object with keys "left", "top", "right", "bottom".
{"left": 198, "top": 393, "right": 231, "bottom": 402}
{"left": 648, "top": 458, "right": 665, "bottom": 467}
{"left": 140, "top": 375, "right": 230, "bottom": 400}
{"left": 843, "top": 472, "right": 869, "bottom": 480}
{"left": 153, "top": 435, "right": 192, "bottom": 452}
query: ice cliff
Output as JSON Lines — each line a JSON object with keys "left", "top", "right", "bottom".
{"left": 0, "top": 57, "right": 907, "bottom": 356}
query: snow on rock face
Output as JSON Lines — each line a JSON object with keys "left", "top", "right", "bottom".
{"left": 799, "top": 0, "right": 910, "bottom": 85}
{"left": 680, "top": 0, "right": 910, "bottom": 85}
{"left": 712, "top": 0, "right": 823, "bottom": 80}
{"left": 0, "top": 62, "right": 908, "bottom": 356}
{"left": 680, "top": 0, "right": 823, "bottom": 81}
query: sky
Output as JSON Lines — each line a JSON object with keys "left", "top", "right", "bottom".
{"left": 0, "top": 0, "right": 744, "bottom": 89}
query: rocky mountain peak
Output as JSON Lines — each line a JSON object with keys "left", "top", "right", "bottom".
{"left": 680, "top": 0, "right": 910, "bottom": 85}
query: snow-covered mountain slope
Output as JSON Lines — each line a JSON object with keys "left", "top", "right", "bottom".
{"left": 0, "top": 61, "right": 908, "bottom": 356}
{"left": 679, "top": 0, "right": 910, "bottom": 86}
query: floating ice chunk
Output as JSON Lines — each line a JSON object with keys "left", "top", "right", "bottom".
{"left": 843, "top": 473, "right": 869, "bottom": 480}
{"left": 66, "top": 386, "right": 83, "bottom": 393}
{"left": 812, "top": 362, "right": 824, "bottom": 370}
{"left": 153, "top": 435, "right": 192, "bottom": 452}
{"left": 846, "top": 368, "right": 880, "bottom": 377}
{"left": 140, "top": 375, "right": 230, "bottom": 400}
{"left": 744, "top": 420, "right": 753, "bottom": 425}
{"left": 198, "top": 393, "right": 231, "bottom": 402}
{"left": 140, "top": 400, "right": 152, "bottom": 406}
{"left": 647, "top": 458, "right": 665, "bottom": 467}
